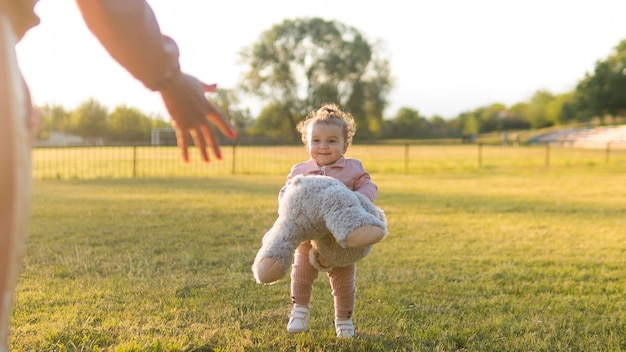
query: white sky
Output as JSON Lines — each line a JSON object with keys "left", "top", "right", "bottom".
{"left": 15, "top": 0, "right": 626, "bottom": 120}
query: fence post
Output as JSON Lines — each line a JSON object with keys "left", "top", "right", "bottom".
{"left": 478, "top": 143, "right": 483, "bottom": 168}
{"left": 231, "top": 142, "right": 237, "bottom": 175}
{"left": 404, "top": 143, "right": 409, "bottom": 174}
{"left": 545, "top": 143, "right": 550, "bottom": 167}
{"left": 133, "top": 145, "right": 137, "bottom": 178}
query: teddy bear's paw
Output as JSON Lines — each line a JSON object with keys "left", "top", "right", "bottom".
{"left": 252, "top": 258, "right": 288, "bottom": 284}
{"left": 343, "top": 225, "right": 386, "bottom": 248}
{"left": 318, "top": 254, "right": 332, "bottom": 268}
{"left": 308, "top": 248, "right": 334, "bottom": 272}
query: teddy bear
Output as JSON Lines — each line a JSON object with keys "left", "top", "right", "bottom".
{"left": 252, "top": 175, "right": 388, "bottom": 284}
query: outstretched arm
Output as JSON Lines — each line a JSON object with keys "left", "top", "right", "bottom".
{"left": 75, "top": 0, "right": 236, "bottom": 162}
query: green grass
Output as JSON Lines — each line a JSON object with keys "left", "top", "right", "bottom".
{"left": 10, "top": 164, "right": 626, "bottom": 350}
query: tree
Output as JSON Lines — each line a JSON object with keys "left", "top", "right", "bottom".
{"left": 455, "top": 103, "right": 509, "bottom": 134}
{"left": 107, "top": 105, "right": 152, "bottom": 143}
{"left": 458, "top": 112, "right": 479, "bottom": 137}
{"left": 212, "top": 88, "right": 254, "bottom": 139}
{"left": 37, "top": 103, "right": 71, "bottom": 140}
{"left": 239, "top": 17, "right": 392, "bottom": 142}
{"left": 69, "top": 99, "right": 109, "bottom": 139}
{"left": 387, "top": 107, "right": 425, "bottom": 138}
{"left": 476, "top": 103, "right": 507, "bottom": 132}
{"left": 248, "top": 103, "right": 293, "bottom": 142}
{"left": 427, "top": 115, "right": 456, "bottom": 138}
{"left": 576, "top": 39, "right": 626, "bottom": 120}
{"left": 526, "top": 90, "right": 555, "bottom": 129}
{"left": 544, "top": 92, "right": 577, "bottom": 126}
{"left": 151, "top": 117, "right": 170, "bottom": 130}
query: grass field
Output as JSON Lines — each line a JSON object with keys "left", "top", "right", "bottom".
{"left": 10, "top": 149, "right": 626, "bottom": 351}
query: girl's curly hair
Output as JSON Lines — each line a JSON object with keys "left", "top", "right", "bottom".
{"left": 296, "top": 103, "right": 356, "bottom": 146}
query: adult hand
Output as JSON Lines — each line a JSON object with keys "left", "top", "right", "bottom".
{"left": 159, "top": 73, "right": 237, "bottom": 163}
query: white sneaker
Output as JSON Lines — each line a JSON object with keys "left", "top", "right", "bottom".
{"left": 335, "top": 318, "right": 355, "bottom": 338}
{"left": 287, "top": 305, "right": 310, "bottom": 333}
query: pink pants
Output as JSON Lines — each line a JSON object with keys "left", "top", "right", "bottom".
{"left": 290, "top": 241, "right": 356, "bottom": 319}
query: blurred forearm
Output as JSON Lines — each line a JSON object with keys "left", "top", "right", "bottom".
{"left": 74, "top": 0, "right": 180, "bottom": 90}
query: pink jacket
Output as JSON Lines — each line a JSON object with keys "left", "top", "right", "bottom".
{"left": 279, "top": 157, "right": 378, "bottom": 202}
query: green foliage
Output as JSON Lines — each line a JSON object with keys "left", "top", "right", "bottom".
{"left": 461, "top": 113, "right": 479, "bottom": 136}
{"left": 70, "top": 99, "right": 109, "bottom": 139}
{"left": 151, "top": 117, "right": 170, "bottom": 129}
{"left": 576, "top": 39, "right": 626, "bottom": 119}
{"left": 35, "top": 99, "right": 170, "bottom": 144}
{"left": 386, "top": 107, "right": 426, "bottom": 138}
{"left": 37, "top": 103, "right": 71, "bottom": 139}
{"left": 239, "top": 17, "right": 392, "bottom": 141}
{"left": 474, "top": 103, "right": 507, "bottom": 132}
{"left": 12, "top": 167, "right": 626, "bottom": 351}
{"left": 248, "top": 103, "right": 295, "bottom": 142}
{"left": 107, "top": 105, "right": 152, "bottom": 143}
{"left": 544, "top": 92, "right": 576, "bottom": 126}
{"left": 526, "top": 90, "right": 556, "bottom": 129}
{"left": 211, "top": 89, "right": 254, "bottom": 138}
{"left": 31, "top": 35, "right": 626, "bottom": 142}
{"left": 383, "top": 111, "right": 460, "bottom": 140}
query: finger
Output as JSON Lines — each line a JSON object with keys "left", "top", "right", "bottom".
{"left": 175, "top": 128, "right": 190, "bottom": 163}
{"left": 205, "top": 101, "right": 237, "bottom": 138}
{"left": 202, "top": 82, "right": 218, "bottom": 93}
{"left": 201, "top": 123, "right": 222, "bottom": 160}
{"left": 190, "top": 128, "right": 209, "bottom": 163}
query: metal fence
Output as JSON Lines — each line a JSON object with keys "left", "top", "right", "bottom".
{"left": 32, "top": 143, "right": 626, "bottom": 180}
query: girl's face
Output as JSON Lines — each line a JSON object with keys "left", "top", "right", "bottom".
{"left": 306, "top": 122, "right": 348, "bottom": 166}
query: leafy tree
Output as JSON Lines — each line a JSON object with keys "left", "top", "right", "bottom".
{"left": 387, "top": 107, "right": 425, "bottom": 138}
{"left": 576, "top": 39, "right": 626, "bottom": 120}
{"left": 455, "top": 103, "right": 509, "bottom": 134}
{"left": 239, "top": 17, "right": 392, "bottom": 142}
{"left": 458, "top": 112, "right": 479, "bottom": 137}
{"left": 476, "top": 103, "right": 507, "bottom": 132}
{"left": 151, "top": 117, "right": 170, "bottom": 129}
{"left": 525, "top": 90, "right": 555, "bottom": 129}
{"left": 107, "top": 105, "right": 152, "bottom": 142}
{"left": 558, "top": 92, "right": 580, "bottom": 123}
{"left": 37, "top": 103, "right": 71, "bottom": 140}
{"left": 509, "top": 102, "right": 529, "bottom": 124}
{"left": 544, "top": 92, "right": 577, "bottom": 126}
{"left": 506, "top": 90, "right": 566, "bottom": 129}
{"left": 212, "top": 88, "right": 254, "bottom": 138}
{"left": 248, "top": 103, "right": 293, "bottom": 142}
{"left": 69, "top": 99, "right": 109, "bottom": 139}
{"left": 427, "top": 115, "right": 456, "bottom": 137}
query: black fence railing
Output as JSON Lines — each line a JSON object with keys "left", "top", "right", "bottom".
{"left": 32, "top": 143, "right": 626, "bottom": 180}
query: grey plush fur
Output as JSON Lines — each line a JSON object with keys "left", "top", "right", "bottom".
{"left": 252, "top": 175, "right": 387, "bottom": 283}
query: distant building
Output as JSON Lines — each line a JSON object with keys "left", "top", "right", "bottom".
{"left": 36, "top": 131, "right": 84, "bottom": 147}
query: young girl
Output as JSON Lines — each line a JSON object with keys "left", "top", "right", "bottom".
{"left": 279, "top": 103, "right": 380, "bottom": 338}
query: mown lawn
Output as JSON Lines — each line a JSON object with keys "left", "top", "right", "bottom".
{"left": 10, "top": 168, "right": 626, "bottom": 351}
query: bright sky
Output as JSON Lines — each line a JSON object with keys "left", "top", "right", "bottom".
{"left": 15, "top": 0, "right": 626, "bottom": 120}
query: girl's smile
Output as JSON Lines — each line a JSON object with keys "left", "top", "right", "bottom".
{"left": 306, "top": 123, "right": 348, "bottom": 166}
